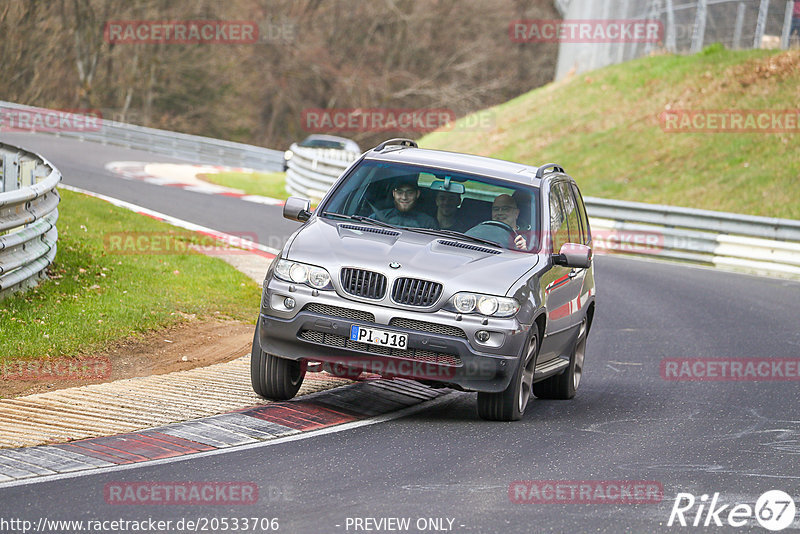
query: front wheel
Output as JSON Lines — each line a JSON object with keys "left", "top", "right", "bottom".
{"left": 250, "top": 323, "right": 305, "bottom": 400}
{"left": 533, "top": 319, "right": 587, "bottom": 400}
{"left": 477, "top": 331, "right": 538, "bottom": 421}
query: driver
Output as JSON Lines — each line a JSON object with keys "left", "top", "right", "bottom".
{"left": 491, "top": 194, "right": 527, "bottom": 250}
{"left": 370, "top": 176, "right": 438, "bottom": 229}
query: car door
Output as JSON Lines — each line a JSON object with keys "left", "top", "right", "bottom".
{"left": 539, "top": 180, "right": 584, "bottom": 362}
{"left": 559, "top": 181, "right": 590, "bottom": 332}
{"left": 571, "top": 182, "right": 595, "bottom": 324}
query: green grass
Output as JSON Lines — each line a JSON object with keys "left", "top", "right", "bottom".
{"left": 0, "top": 189, "right": 261, "bottom": 361}
{"left": 200, "top": 171, "right": 289, "bottom": 200}
{"left": 420, "top": 45, "right": 800, "bottom": 219}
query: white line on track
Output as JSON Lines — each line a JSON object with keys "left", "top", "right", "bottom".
{"left": 597, "top": 252, "right": 800, "bottom": 284}
{"left": 58, "top": 183, "right": 281, "bottom": 256}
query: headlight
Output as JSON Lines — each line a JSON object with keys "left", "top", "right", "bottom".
{"left": 477, "top": 296, "right": 499, "bottom": 316}
{"left": 274, "top": 259, "right": 332, "bottom": 290}
{"left": 307, "top": 268, "right": 331, "bottom": 289}
{"left": 289, "top": 263, "right": 309, "bottom": 283}
{"left": 449, "top": 292, "right": 519, "bottom": 317}
{"left": 284, "top": 150, "right": 294, "bottom": 160}
{"left": 454, "top": 293, "right": 477, "bottom": 313}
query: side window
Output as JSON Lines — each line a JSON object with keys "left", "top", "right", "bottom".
{"left": 549, "top": 183, "right": 569, "bottom": 253}
{"left": 571, "top": 183, "right": 591, "bottom": 245}
{"left": 558, "top": 182, "right": 580, "bottom": 244}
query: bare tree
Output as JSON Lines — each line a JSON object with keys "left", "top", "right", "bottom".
{"left": 0, "top": 0, "right": 559, "bottom": 148}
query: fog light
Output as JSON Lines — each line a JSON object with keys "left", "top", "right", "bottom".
{"left": 284, "top": 297, "right": 296, "bottom": 310}
{"left": 475, "top": 330, "right": 490, "bottom": 343}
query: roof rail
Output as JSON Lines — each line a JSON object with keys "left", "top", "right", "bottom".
{"left": 534, "top": 163, "right": 565, "bottom": 179}
{"left": 373, "top": 138, "right": 419, "bottom": 152}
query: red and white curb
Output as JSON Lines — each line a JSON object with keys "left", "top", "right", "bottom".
{"left": 105, "top": 161, "right": 286, "bottom": 207}
{"left": 0, "top": 379, "right": 448, "bottom": 486}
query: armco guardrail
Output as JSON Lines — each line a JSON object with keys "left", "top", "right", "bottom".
{"left": 0, "top": 101, "right": 283, "bottom": 172}
{"left": 586, "top": 198, "right": 800, "bottom": 278}
{"left": 284, "top": 143, "right": 359, "bottom": 201}
{"left": 284, "top": 151, "right": 800, "bottom": 278}
{"left": 0, "top": 142, "right": 61, "bottom": 300}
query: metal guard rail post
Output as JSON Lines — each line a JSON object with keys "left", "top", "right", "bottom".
{"left": 0, "top": 100, "right": 284, "bottom": 172}
{"left": 0, "top": 142, "right": 62, "bottom": 300}
{"left": 284, "top": 143, "right": 359, "bottom": 202}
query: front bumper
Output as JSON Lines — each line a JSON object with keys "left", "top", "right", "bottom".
{"left": 258, "top": 289, "right": 529, "bottom": 393}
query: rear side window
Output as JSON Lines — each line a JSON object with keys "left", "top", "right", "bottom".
{"left": 557, "top": 182, "right": 581, "bottom": 245}
{"left": 549, "top": 183, "right": 569, "bottom": 253}
{"left": 571, "top": 183, "right": 591, "bottom": 245}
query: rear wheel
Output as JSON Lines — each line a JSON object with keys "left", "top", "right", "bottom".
{"left": 250, "top": 323, "right": 305, "bottom": 400}
{"left": 533, "top": 319, "right": 587, "bottom": 400}
{"left": 477, "top": 331, "right": 538, "bottom": 421}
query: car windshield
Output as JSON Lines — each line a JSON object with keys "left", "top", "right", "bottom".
{"left": 320, "top": 160, "right": 541, "bottom": 252}
{"left": 299, "top": 138, "right": 348, "bottom": 150}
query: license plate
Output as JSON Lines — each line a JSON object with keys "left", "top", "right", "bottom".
{"left": 350, "top": 325, "right": 408, "bottom": 350}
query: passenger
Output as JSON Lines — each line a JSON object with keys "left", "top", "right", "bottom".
{"left": 511, "top": 190, "right": 533, "bottom": 231}
{"left": 370, "top": 176, "right": 439, "bottom": 229}
{"left": 435, "top": 190, "right": 470, "bottom": 232}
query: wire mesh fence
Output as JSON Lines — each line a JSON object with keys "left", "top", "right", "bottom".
{"left": 554, "top": 0, "right": 798, "bottom": 79}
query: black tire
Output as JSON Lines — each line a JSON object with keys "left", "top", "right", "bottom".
{"left": 477, "top": 331, "right": 539, "bottom": 421}
{"left": 250, "top": 323, "right": 305, "bottom": 400}
{"left": 533, "top": 319, "right": 587, "bottom": 400}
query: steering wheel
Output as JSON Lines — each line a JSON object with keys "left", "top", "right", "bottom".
{"left": 476, "top": 220, "right": 516, "bottom": 235}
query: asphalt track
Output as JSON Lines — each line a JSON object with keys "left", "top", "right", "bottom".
{"left": 0, "top": 132, "right": 299, "bottom": 251}
{"left": 1, "top": 132, "right": 800, "bottom": 533}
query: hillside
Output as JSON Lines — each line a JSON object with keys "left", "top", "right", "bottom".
{"left": 420, "top": 46, "right": 800, "bottom": 219}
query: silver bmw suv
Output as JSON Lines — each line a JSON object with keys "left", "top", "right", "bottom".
{"left": 252, "top": 139, "right": 596, "bottom": 421}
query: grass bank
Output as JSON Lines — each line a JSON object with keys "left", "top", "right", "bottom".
{"left": 0, "top": 189, "right": 260, "bottom": 361}
{"left": 201, "top": 170, "right": 289, "bottom": 200}
{"left": 421, "top": 45, "right": 800, "bottom": 219}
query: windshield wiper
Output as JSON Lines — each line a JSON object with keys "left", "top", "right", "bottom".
{"left": 408, "top": 227, "right": 503, "bottom": 248}
{"left": 321, "top": 212, "right": 401, "bottom": 230}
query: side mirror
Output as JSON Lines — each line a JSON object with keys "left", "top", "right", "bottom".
{"left": 283, "top": 196, "right": 312, "bottom": 222}
{"left": 553, "top": 243, "right": 592, "bottom": 269}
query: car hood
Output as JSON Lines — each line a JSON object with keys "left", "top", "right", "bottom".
{"left": 285, "top": 218, "right": 539, "bottom": 296}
